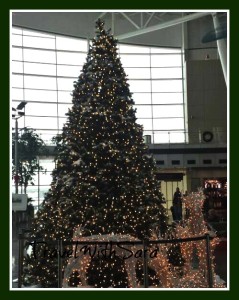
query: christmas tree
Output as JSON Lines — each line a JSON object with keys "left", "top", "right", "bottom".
{"left": 23, "top": 19, "right": 167, "bottom": 288}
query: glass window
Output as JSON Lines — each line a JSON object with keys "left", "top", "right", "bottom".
{"left": 125, "top": 68, "right": 150, "bottom": 79}
{"left": 11, "top": 27, "right": 185, "bottom": 145}
{"left": 17, "top": 116, "right": 25, "bottom": 129}
{"left": 58, "top": 91, "right": 73, "bottom": 103}
{"left": 12, "top": 34, "right": 22, "bottom": 46}
{"left": 12, "top": 88, "right": 24, "bottom": 100}
{"left": 24, "top": 75, "right": 57, "bottom": 90}
{"left": 12, "top": 61, "right": 23, "bottom": 73}
{"left": 12, "top": 74, "right": 23, "bottom": 88}
{"left": 25, "top": 102, "right": 58, "bottom": 117}
{"left": 23, "top": 29, "right": 54, "bottom": 38}
{"left": 57, "top": 65, "right": 82, "bottom": 77}
{"left": 39, "top": 186, "right": 51, "bottom": 200}
{"left": 38, "top": 171, "right": 54, "bottom": 185}
{"left": 152, "top": 80, "right": 183, "bottom": 93}
{"left": 153, "top": 132, "right": 172, "bottom": 143}
{"left": 27, "top": 185, "right": 51, "bottom": 206}
{"left": 24, "top": 48, "right": 56, "bottom": 63}
{"left": 150, "top": 47, "right": 181, "bottom": 54}
{"left": 153, "top": 118, "right": 184, "bottom": 130}
{"left": 120, "top": 54, "right": 150, "bottom": 67}
{"left": 24, "top": 89, "right": 57, "bottom": 102}
{"left": 12, "top": 28, "right": 22, "bottom": 34}
{"left": 137, "top": 118, "right": 153, "bottom": 130}
{"left": 25, "top": 185, "right": 39, "bottom": 201}
{"left": 151, "top": 54, "right": 182, "bottom": 67}
{"left": 119, "top": 44, "right": 150, "bottom": 54}
{"left": 24, "top": 116, "right": 58, "bottom": 129}
{"left": 36, "top": 130, "right": 59, "bottom": 145}
{"left": 58, "top": 117, "right": 68, "bottom": 129}
{"left": 57, "top": 52, "right": 86, "bottom": 65}
{"left": 151, "top": 68, "right": 182, "bottom": 79}
{"left": 12, "top": 47, "right": 22, "bottom": 61}
{"left": 135, "top": 105, "right": 152, "bottom": 118}
{"left": 169, "top": 131, "right": 186, "bottom": 143}
{"left": 58, "top": 103, "right": 73, "bottom": 117}
{"left": 133, "top": 93, "right": 151, "bottom": 105}
{"left": 23, "top": 35, "right": 55, "bottom": 49}
{"left": 56, "top": 36, "right": 87, "bottom": 52}
{"left": 24, "top": 62, "right": 56, "bottom": 76}
{"left": 128, "top": 80, "right": 151, "bottom": 92}
{"left": 152, "top": 93, "right": 183, "bottom": 104}
{"left": 153, "top": 105, "right": 184, "bottom": 118}
{"left": 57, "top": 77, "right": 76, "bottom": 91}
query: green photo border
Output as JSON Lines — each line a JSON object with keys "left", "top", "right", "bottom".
{"left": 2, "top": 1, "right": 235, "bottom": 299}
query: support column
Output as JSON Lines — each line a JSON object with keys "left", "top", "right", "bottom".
{"left": 15, "top": 119, "right": 18, "bottom": 194}
{"left": 212, "top": 13, "right": 227, "bottom": 85}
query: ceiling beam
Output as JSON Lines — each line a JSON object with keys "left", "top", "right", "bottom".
{"left": 95, "top": 12, "right": 107, "bottom": 22}
{"left": 144, "top": 12, "right": 155, "bottom": 28}
{"left": 117, "top": 12, "right": 211, "bottom": 40}
{"left": 145, "top": 12, "right": 163, "bottom": 22}
{"left": 120, "top": 12, "right": 140, "bottom": 29}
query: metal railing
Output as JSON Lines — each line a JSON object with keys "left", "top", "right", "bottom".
{"left": 17, "top": 232, "right": 214, "bottom": 288}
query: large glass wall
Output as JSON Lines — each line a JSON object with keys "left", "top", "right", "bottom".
{"left": 11, "top": 27, "right": 186, "bottom": 208}
{"left": 11, "top": 27, "right": 186, "bottom": 145}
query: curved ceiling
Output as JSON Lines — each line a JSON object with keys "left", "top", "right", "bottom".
{"left": 12, "top": 11, "right": 226, "bottom": 48}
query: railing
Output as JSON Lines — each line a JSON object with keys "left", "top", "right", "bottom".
{"left": 17, "top": 232, "right": 214, "bottom": 288}
{"left": 13, "top": 128, "right": 227, "bottom": 146}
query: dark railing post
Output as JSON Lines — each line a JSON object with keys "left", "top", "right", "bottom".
{"left": 143, "top": 240, "right": 149, "bottom": 288}
{"left": 58, "top": 240, "right": 63, "bottom": 288}
{"left": 205, "top": 234, "right": 213, "bottom": 288}
{"left": 18, "top": 233, "right": 24, "bottom": 288}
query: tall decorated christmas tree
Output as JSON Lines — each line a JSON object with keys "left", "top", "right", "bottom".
{"left": 23, "top": 19, "right": 168, "bottom": 288}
